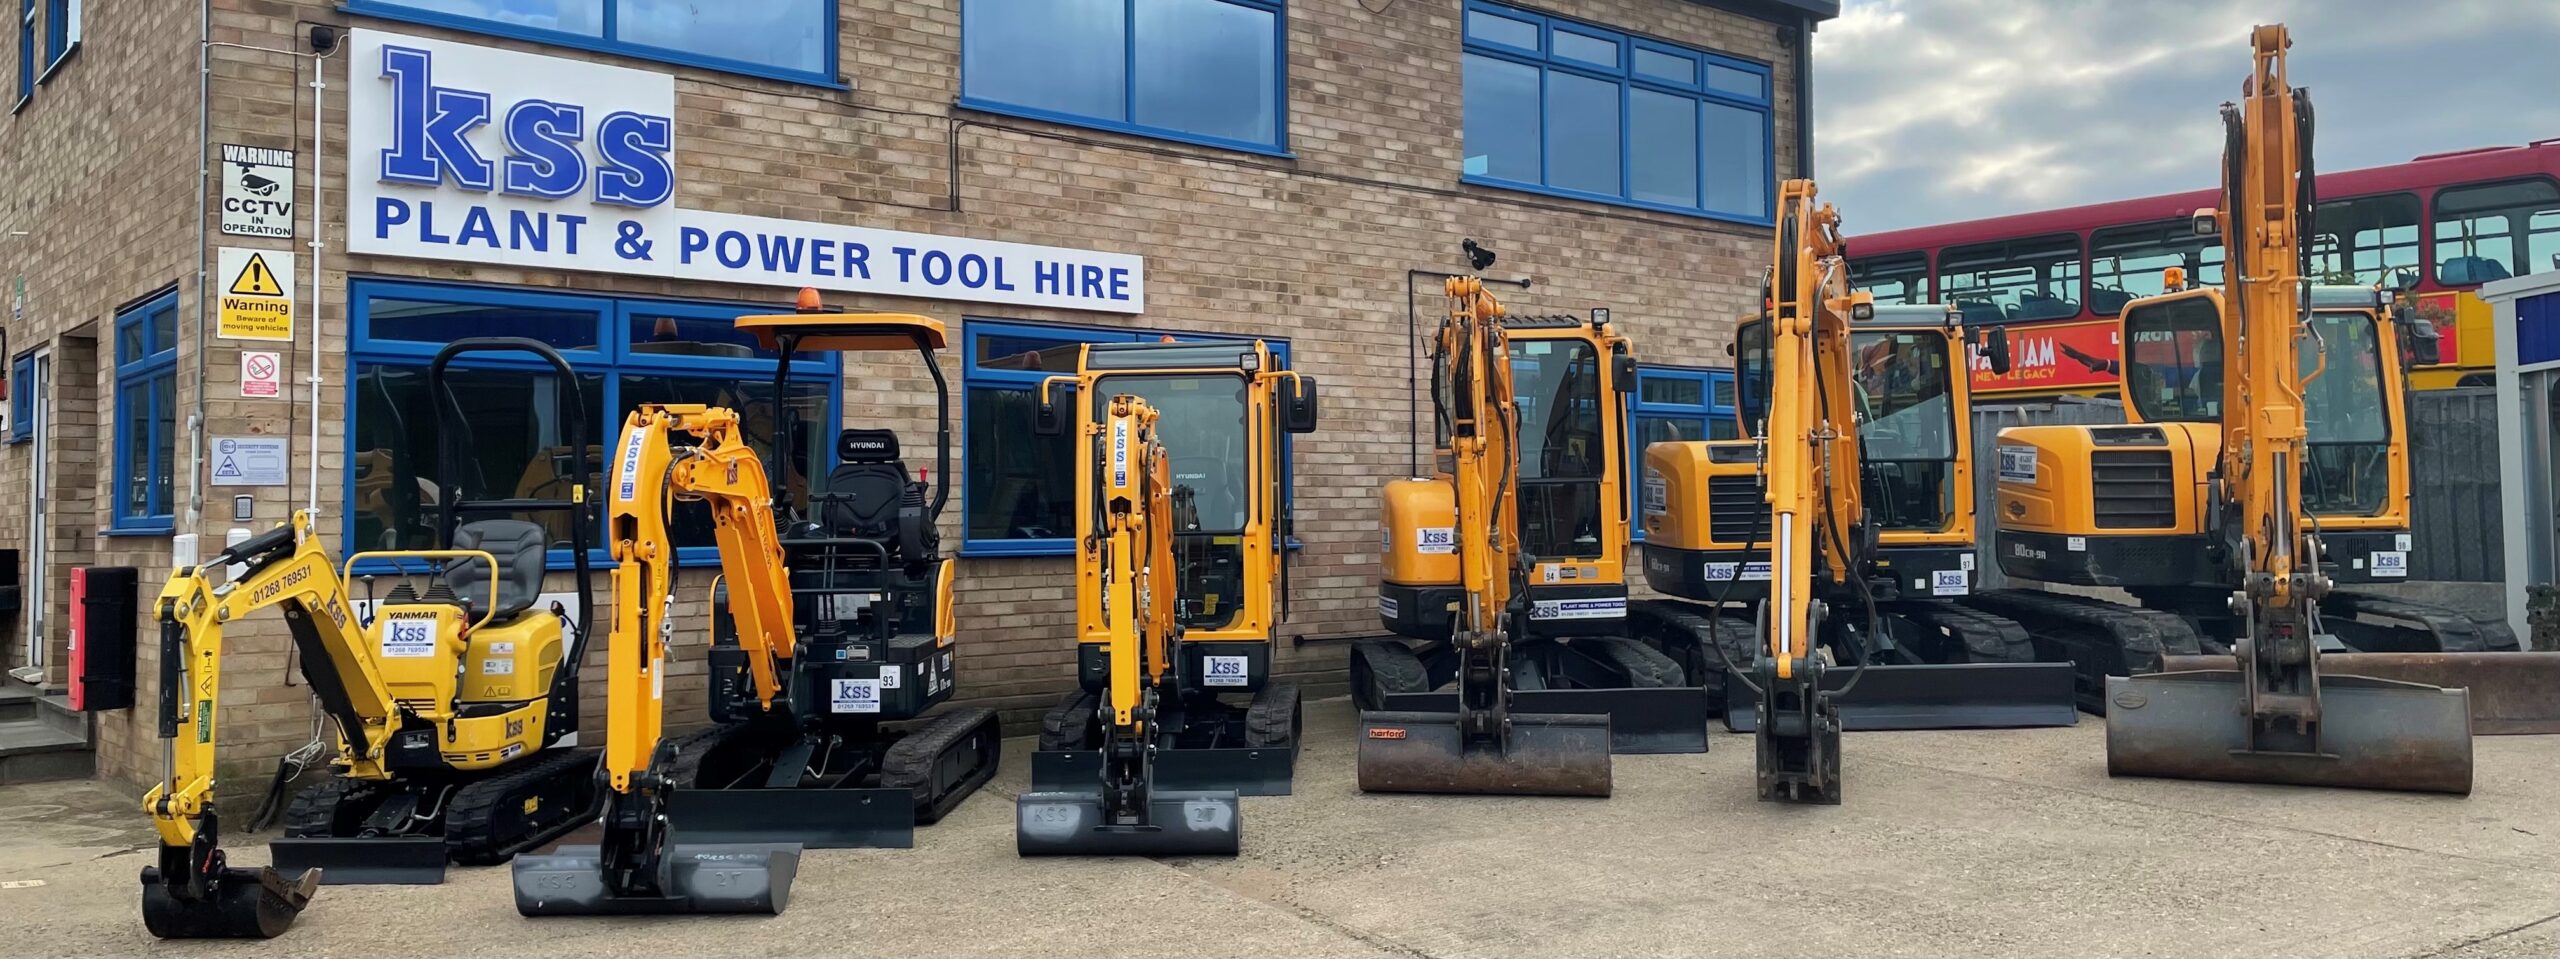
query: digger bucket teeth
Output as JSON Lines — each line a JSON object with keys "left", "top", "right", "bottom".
{"left": 511, "top": 844, "right": 800, "bottom": 916}
{"left": 2104, "top": 671, "right": 2473, "bottom": 795}
{"left": 1354, "top": 709, "right": 1613, "bottom": 797}
{"left": 667, "top": 786, "right": 917, "bottom": 849}
{"left": 2162, "top": 652, "right": 2560, "bottom": 735}
{"left": 266, "top": 836, "right": 449, "bottom": 885}
{"left": 1014, "top": 788, "right": 1243, "bottom": 857}
{"left": 1723, "top": 662, "right": 2080, "bottom": 732}
{"left": 139, "top": 864, "right": 319, "bottom": 940}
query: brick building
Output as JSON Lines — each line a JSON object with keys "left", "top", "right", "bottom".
{"left": 0, "top": 0, "right": 1833, "bottom": 786}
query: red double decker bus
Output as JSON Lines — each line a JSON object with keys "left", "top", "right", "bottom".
{"left": 1846, "top": 138, "right": 2560, "bottom": 397}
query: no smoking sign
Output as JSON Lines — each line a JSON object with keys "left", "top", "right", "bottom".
{"left": 241, "top": 351, "right": 282, "bottom": 398}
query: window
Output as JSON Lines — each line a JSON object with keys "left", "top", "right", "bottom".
{"left": 1626, "top": 365, "right": 1735, "bottom": 540}
{"left": 1849, "top": 252, "right": 1933, "bottom": 306}
{"left": 2300, "top": 310, "right": 2390, "bottom": 516}
{"left": 2089, "top": 220, "right": 2224, "bottom": 314}
{"left": 960, "top": 0, "right": 1287, "bottom": 154}
{"left": 347, "top": 281, "right": 840, "bottom": 566}
{"left": 15, "top": 0, "right": 32, "bottom": 107}
{"left": 6, "top": 352, "right": 30, "bottom": 442}
{"left": 2121, "top": 295, "right": 2223, "bottom": 424}
{"left": 1509, "top": 337, "right": 1614, "bottom": 559}
{"left": 960, "top": 318, "right": 1289, "bottom": 556}
{"left": 38, "top": 0, "right": 70, "bottom": 74}
{"left": 1461, "top": 1, "right": 1773, "bottom": 223}
{"left": 2433, "top": 178, "right": 2560, "bottom": 286}
{"left": 343, "top": 0, "right": 834, "bottom": 84}
{"left": 1938, "top": 234, "right": 2083, "bottom": 324}
{"left": 1850, "top": 330, "right": 1957, "bottom": 532}
{"left": 113, "top": 291, "right": 180, "bottom": 533}
{"left": 2307, "top": 193, "right": 2420, "bottom": 287}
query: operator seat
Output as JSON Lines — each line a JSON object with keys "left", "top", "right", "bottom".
{"left": 822, "top": 429, "right": 934, "bottom": 577}
{"left": 444, "top": 518, "right": 549, "bottom": 622}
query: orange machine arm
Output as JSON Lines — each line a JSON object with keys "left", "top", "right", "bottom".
{"left": 1762, "top": 179, "right": 1871, "bottom": 682}
{"left": 2222, "top": 25, "right": 2315, "bottom": 615}
{"left": 602, "top": 403, "right": 794, "bottom": 795}
{"left": 1090, "top": 395, "right": 1178, "bottom": 736}
{"left": 1441, "top": 275, "right": 1522, "bottom": 638}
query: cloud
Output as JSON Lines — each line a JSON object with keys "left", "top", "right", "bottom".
{"left": 1813, "top": 0, "right": 2560, "bottom": 234}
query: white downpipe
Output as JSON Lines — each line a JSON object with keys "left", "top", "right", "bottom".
{"left": 306, "top": 46, "right": 330, "bottom": 520}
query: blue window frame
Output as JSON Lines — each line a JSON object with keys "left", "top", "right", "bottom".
{"left": 1627, "top": 364, "right": 1735, "bottom": 540}
{"left": 39, "top": 0, "right": 72, "bottom": 76}
{"left": 346, "top": 279, "right": 843, "bottom": 570}
{"left": 341, "top": 0, "right": 840, "bottom": 87}
{"left": 15, "top": 0, "right": 33, "bottom": 108}
{"left": 6, "top": 352, "right": 31, "bottom": 443}
{"left": 961, "top": 317, "right": 1290, "bottom": 556}
{"left": 959, "top": 0, "right": 1290, "bottom": 156}
{"left": 1461, "top": 1, "right": 1773, "bottom": 224}
{"left": 113, "top": 291, "right": 181, "bottom": 533}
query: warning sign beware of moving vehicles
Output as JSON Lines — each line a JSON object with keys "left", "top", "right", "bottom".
{"left": 216, "top": 248, "right": 295, "bottom": 341}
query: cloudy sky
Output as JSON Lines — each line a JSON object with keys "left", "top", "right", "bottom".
{"left": 1813, "top": 0, "right": 2560, "bottom": 233}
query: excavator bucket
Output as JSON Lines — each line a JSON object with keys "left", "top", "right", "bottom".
{"left": 1722, "top": 663, "right": 2080, "bottom": 732}
{"left": 2104, "top": 670, "right": 2473, "bottom": 794}
{"left": 139, "top": 864, "right": 319, "bottom": 940}
{"left": 1014, "top": 788, "right": 1243, "bottom": 857}
{"left": 266, "top": 837, "right": 449, "bottom": 885}
{"left": 511, "top": 843, "right": 800, "bottom": 915}
{"left": 667, "top": 786, "right": 917, "bottom": 849}
{"left": 1354, "top": 708, "right": 1613, "bottom": 797}
{"left": 2163, "top": 652, "right": 2560, "bottom": 735}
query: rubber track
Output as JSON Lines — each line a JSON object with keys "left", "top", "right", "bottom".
{"left": 2325, "top": 590, "right": 2521, "bottom": 653}
{"left": 1892, "top": 598, "right": 2036, "bottom": 664}
{"left": 1038, "top": 688, "right": 1100, "bottom": 752}
{"left": 1349, "top": 640, "right": 1428, "bottom": 710}
{"left": 1627, "top": 599, "right": 1755, "bottom": 686}
{"left": 442, "top": 747, "right": 604, "bottom": 865}
{"left": 880, "top": 705, "right": 1003, "bottom": 825}
{"left": 1584, "top": 635, "right": 1687, "bottom": 687}
{"left": 1243, "top": 682, "right": 1300, "bottom": 748}
{"left": 280, "top": 775, "right": 381, "bottom": 840}
{"left": 1959, "top": 589, "right": 2198, "bottom": 714}
{"left": 654, "top": 722, "right": 761, "bottom": 790}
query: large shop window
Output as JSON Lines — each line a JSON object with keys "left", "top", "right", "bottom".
{"left": 1626, "top": 364, "right": 1735, "bottom": 540}
{"left": 112, "top": 291, "right": 180, "bottom": 533}
{"left": 347, "top": 281, "right": 840, "bottom": 567}
{"left": 961, "top": 318, "right": 1288, "bottom": 556}
{"left": 1460, "top": 1, "right": 1773, "bottom": 223}
{"left": 343, "top": 0, "right": 836, "bottom": 85}
{"left": 960, "top": 0, "right": 1287, "bottom": 154}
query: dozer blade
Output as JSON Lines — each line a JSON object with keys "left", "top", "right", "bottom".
{"left": 511, "top": 844, "right": 799, "bottom": 916}
{"left": 1378, "top": 687, "right": 1709, "bottom": 753}
{"left": 1014, "top": 788, "right": 1242, "bottom": 857}
{"left": 1354, "top": 709, "right": 1612, "bottom": 797}
{"left": 1723, "top": 662, "right": 2081, "bottom": 732}
{"left": 2164, "top": 652, "right": 2560, "bottom": 735}
{"left": 267, "top": 836, "right": 449, "bottom": 885}
{"left": 667, "top": 786, "right": 914, "bottom": 849}
{"left": 139, "top": 865, "right": 319, "bottom": 940}
{"left": 2105, "top": 671, "right": 2473, "bottom": 795}
{"left": 1030, "top": 747, "right": 1295, "bottom": 798}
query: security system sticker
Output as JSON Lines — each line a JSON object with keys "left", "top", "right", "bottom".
{"left": 2067, "top": 536, "right": 2088, "bottom": 552}
{"left": 1997, "top": 446, "right": 2038, "bottom": 483}
{"left": 878, "top": 665, "right": 901, "bottom": 689}
{"left": 1932, "top": 569, "right": 1971, "bottom": 596}
{"left": 1531, "top": 597, "right": 1627, "bottom": 621}
{"left": 1415, "top": 527, "right": 1456, "bottom": 555}
{"left": 2370, "top": 551, "right": 2408, "bottom": 578}
{"left": 1378, "top": 596, "right": 1400, "bottom": 619}
{"left": 1204, "top": 655, "right": 1250, "bottom": 686}
{"left": 381, "top": 616, "right": 438, "bottom": 658}
{"left": 481, "top": 657, "right": 514, "bottom": 675}
{"left": 1703, "top": 561, "right": 1773, "bottom": 582}
{"left": 830, "top": 678, "right": 883, "bottom": 713}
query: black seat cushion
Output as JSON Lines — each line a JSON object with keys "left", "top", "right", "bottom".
{"left": 445, "top": 519, "right": 548, "bottom": 620}
{"left": 824, "top": 462, "right": 909, "bottom": 538}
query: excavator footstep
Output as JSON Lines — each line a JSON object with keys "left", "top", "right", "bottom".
{"left": 1015, "top": 789, "right": 1242, "bottom": 857}
{"left": 1354, "top": 709, "right": 1612, "bottom": 797}
{"left": 267, "top": 836, "right": 448, "bottom": 885}
{"left": 2104, "top": 671, "right": 2473, "bottom": 795}
{"left": 511, "top": 844, "right": 800, "bottom": 916}
{"left": 139, "top": 864, "right": 319, "bottom": 940}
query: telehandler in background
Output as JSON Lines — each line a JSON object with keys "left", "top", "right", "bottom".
{"left": 1015, "top": 338, "right": 1319, "bottom": 856}
{"left": 513, "top": 296, "right": 1000, "bottom": 914}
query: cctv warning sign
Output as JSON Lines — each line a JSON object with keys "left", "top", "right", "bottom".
{"left": 217, "top": 248, "right": 295, "bottom": 342}
{"left": 220, "top": 145, "right": 296, "bottom": 239}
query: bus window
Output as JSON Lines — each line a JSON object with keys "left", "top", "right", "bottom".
{"left": 2307, "top": 193, "right": 2420, "bottom": 286}
{"left": 1937, "top": 234, "right": 2082, "bottom": 324}
{"left": 1849, "top": 252, "right": 1933, "bottom": 305}
{"left": 2089, "top": 220, "right": 2226, "bottom": 313}
{"left": 2432, "top": 178, "right": 2560, "bottom": 285}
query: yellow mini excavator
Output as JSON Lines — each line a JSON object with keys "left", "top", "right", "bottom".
{"left": 1016, "top": 339, "right": 1319, "bottom": 856}
{"left": 142, "top": 339, "right": 607, "bottom": 938}
{"left": 1990, "top": 25, "right": 2523, "bottom": 792}
{"left": 513, "top": 295, "right": 1001, "bottom": 914}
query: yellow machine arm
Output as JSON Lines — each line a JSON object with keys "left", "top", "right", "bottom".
{"left": 1090, "top": 395, "right": 1178, "bottom": 739}
{"left": 602, "top": 403, "right": 795, "bottom": 796}
{"left": 1442, "top": 274, "right": 1523, "bottom": 646}
{"left": 2221, "top": 26, "right": 2318, "bottom": 630}
{"left": 1761, "top": 178, "right": 1871, "bottom": 683}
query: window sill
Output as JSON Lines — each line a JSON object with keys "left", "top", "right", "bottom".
{"left": 1459, "top": 174, "right": 1773, "bottom": 228}
{"left": 956, "top": 98, "right": 1295, "bottom": 161}
{"left": 5, "top": 436, "right": 27, "bottom": 445}
{"left": 339, "top": 2, "right": 848, "bottom": 90}
{"left": 36, "top": 43, "right": 78, "bottom": 85}
{"left": 102, "top": 524, "right": 176, "bottom": 538}
{"left": 10, "top": 94, "right": 26, "bottom": 116}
